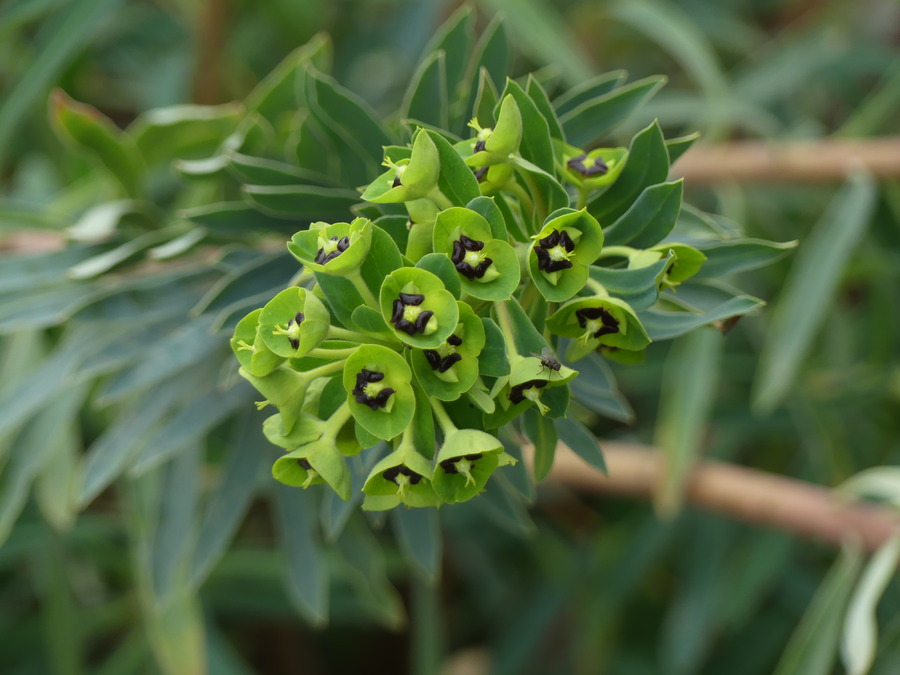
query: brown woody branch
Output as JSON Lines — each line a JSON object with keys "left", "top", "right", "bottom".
{"left": 672, "top": 136, "right": 900, "bottom": 184}
{"left": 546, "top": 443, "right": 900, "bottom": 553}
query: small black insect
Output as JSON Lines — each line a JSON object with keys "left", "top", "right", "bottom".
{"left": 533, "top": 347, "right": 561, "bottom": 373}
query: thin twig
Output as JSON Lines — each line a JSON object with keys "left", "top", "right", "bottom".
{"left": 546, "top": 443, "right": 900, "bottom": 553}
{"left": 672, "top": 137, "right": 900, "bottom": 183}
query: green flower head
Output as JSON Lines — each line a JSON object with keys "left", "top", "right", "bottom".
{"left": 433, "top": 207, "right": 520, "bottom": 301}
{"left": 636, "top": 243, "right": 707, "bottom": 288}
{"left": 555, "top": 140, "right": 628, "bottom": 190}
{"left": 431, "top": 429, "right": 514, "bottom": 504}
{"left": 528, "top": 209, "right": 604, "bottom": 302}
{"left": 287, "top": 217, "right": 373, "bottom": 274}
{"left": 362, "top": 444, "right": 438, "bottom": 510}
{"left": 258, "top": 286, "right": 330, "bottom": 358}
{"left": 462, "top": 94, "right": 522, "bottom": 168}
{"left": 547, "top": 295, "right": 651, "bottom": 360}
{"left": 379, "top": 267, "right": 459, "bottom": 349}
{"left": 505, "top": 354, "right": 578, "bottom": 416}
{"left": 230, "top": 308, "right": 284, "bottom": 377}
{"left": 272, "top": 438, "right": 352, "bottom": 500}
{"left": 411, "top": 301, "right": 486, "bottom": 401}
{"left": 342, "top": 345, "right": 416, "bottom": 441}
{"left": 361, "top": 129, "right": 440, "bottom": 203}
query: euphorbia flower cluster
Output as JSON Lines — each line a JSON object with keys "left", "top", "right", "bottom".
{"left": 233, "top": 100, "right": 709, "bottom": 510}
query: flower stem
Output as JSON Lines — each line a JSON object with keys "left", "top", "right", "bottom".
{"left": 429, "top": 398, "right": 458, "bottom": 435}
{"left": 305, "top": 347, "right": 357, "bottom": 359}
{"left": 303, "top": 358, "right": 348, "bottom": 380}
{"left": 323, "top": 400, "right": 353, "bottom": 438}
{"left": 596, "top": 245, "right": 636, "bottom": 259}
{"left": 493, "top": 300, "right": 520, "bottom": 356}
{"left": 348, "top": 270, "right": 379, "bottom": 308}
{"left": 584, "top": 277, "right": 609, "bottom": 297}
{"left": 328, "top": 326, "right": 398, "bottom": 348}
{"left": 427, "top": 188, "right": 454, "bottom": 211}
{"left": 576, "top": 186, "right": 590, "bottom": 210}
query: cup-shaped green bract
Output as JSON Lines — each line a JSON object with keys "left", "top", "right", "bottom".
{"left": 361, "top": 129, "right": 440, "bottom": 203}
{"left": 239, "top": 365, "right": 308, "bottom": 432}
{"left": 507, "top": 353, "right": 578, "bottom": 415}
{"left": 462, "top": 94, "right": 522, "bottom": 168}
{"left": 554, "top": 140, "right": 628, "bottom": 190}
{"left": 528, "top": 209, "right": 604, "bottom": 302}
{"left": 379, "top": 267, "right": 459, "bottom": 348}
{"left": 287, "top": 218, "right": 373, "bottom": 274}
{"left": 433, "top": 207, "right": 520, "bottom": 301}
{"left": 547, "top": 295, "right": 651, "bottom": 359}
{"left": 231, "top": 308, "right": 284, "bottom": 377}
{"left": 411, "top": 301, "right": 486, "bottom": 401}
{"left": 342, "top": 345, "right": 415, "bottom": 440}
{"left": 432, "top": 429, "right": 512, "bottom": 503}
{"left": 362, "top": 446, "right": 438, "bottom": 510}
{"left": 272, "top": 438, "right": 352, "bottom": 500}
{"left": 639, "top": 243, "right": 707, "bottom": 288}
{"left": 257, "top": 286, "right": 330, "bottom": 358}
{"left": 263, "top": 412, "right": 324, "bottom": 449}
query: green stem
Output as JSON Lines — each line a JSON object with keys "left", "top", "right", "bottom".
{"left": 519, "top": 170, "right": 547, "bottom": 223}
{"left": 429, "top": 398, "right": 458, "bottom": 435}
{"left": 306, "top": 347, "right": 357, "bottom": 359}
{"left": 347, "top": 270, "right": 379, "bottom": 308}
{"left": 323, "top": 400, "right": 353, "bottom": 438}
{"left": 303, "top": 358, "right": 348, "bottom": 380}
{"left": 328, "top": 326, "right": 398, "bottom": 348}
{"left": 576, "top": 185, "right": 590, "bottom": 210}
{"left": 427, "top": 188, "right": 454, "bottom": 211}
{"left": 506, "top": 181, "right": 534, "bottom": 217}
{"left": 493, "top": 301, "right": 520, "bottom": 356}
{"left": 585, "top": 277, "right": 609, "bottom": 297}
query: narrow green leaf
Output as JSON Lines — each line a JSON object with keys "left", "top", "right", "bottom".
{"left": 242, "top": 184, "right": 358, "bottom": 220}
{"left": 653, "top": 329, "right": 721, "bottom": 516}
{"left": 553, "top": 70, "right": 627, "bottom": 117}
{"left": 753, "top": 172, "right": 876, "bottom": 413}
{"left": 50, "top": 89, "right": 144, "bottom": 196}
{"left": 665, "top": 131, "right": 701, "bottom": 164}
{"left": 523, "top": 408, "right": 557, "bottom": 482}
{"left": 525, "top": 74, "right": 564, "bottom": 141}
{"left": 181, "top": 202, "right": 296, "bottom": 237}
{"left": 554, "top": 417, "right": 606, "bottom": 473}
{"left": 588, "top": 120, "right": 670, "bottom": 225}
{"left": 403, "top": 50, "right": 448, "bottom": 130}
{"left": 192, "top": 411, "right": 266, "bottom": 586}
{"left": 603, "top": 180, "right": 683, "bottom": 248}
{"left": 67, "top": 230, "right": 172, "bottom": 279}
{"left": 0, "top": 0, "right": 124, "bottom": 169}
{"left": 694, "top": 238, "right": 798, "bottom": 279}
{"left": 426, "top": 129, "right": 480, "bottom": 206}
{"left": 842, "top": 535, "right": 900, "bottom": 675}
{"left": 774, "top": 543, "right": 864, "bottom": 675}
{"left": 273, "top": 483, "right": 329, "bottom": 625}
{"left": 560, "top": 76, "right": 667, "bottom": 147}
{"left": 639, "top": 294, "right": 764, "bottom": 341}
{"left": 391, "top": 507, "right": 442, "bottom": 582}
{"left": 127, "top": 103, "right": 243, "bottom": 165}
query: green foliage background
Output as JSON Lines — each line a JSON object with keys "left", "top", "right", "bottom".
{"left": 1, "top": 0, "right": 899, "bottom": 673}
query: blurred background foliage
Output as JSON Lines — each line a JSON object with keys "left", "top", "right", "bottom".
{"left": 1, "top": 0, "right": 899, "bottom": 674}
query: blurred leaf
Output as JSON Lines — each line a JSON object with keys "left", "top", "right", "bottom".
{"left": 694, "top": 238, "right": 798, "bottom": 279}
{"left": 392, "top": 507, "right": 442, "bottom": 582}
{"left": 560, "top": 76, "right": 667, "bottom": 147}
{"left": 273, "top": 483, "right": 329, "bottom": 625}
{"left": 653, "top": 329, "right": 721, "bottom": 516}
{"left": 838, "top": 467, "right": 900, "bottom": 508}
{"left": 67, "top": 230, "right": 172, "bottom": 279}
{"left": 665, "top": 131, "right": 700, "bottom": 164}
{"left": 774, "top": 543, "right": 864, "bottom": 675}
{"left": 338, "top": 521, "right": 406, "bottom": 629}
{"left": 566, "top": 349, "right": 635, "bottom": 423}
{"left": 753, "top": 172, "right": 876, "bottom": 414}
{"left": 130, "top": 382, "right": 251, "bottom": 476}
{"left": 78, "top": 374, "right": 189, "bottom": 506}
{"left": 403, "top": 50, "right": 448, "bottom": 130}
{"left": 553, "top": 71, "right": 626, "bottom": 117}
{"left": 640, "top": 294, "right": 764, "bottom": 341}
{"left": 0, "top": 244, "right": 103, "bottom": 293}
{"left": 180, "top": 202, "right": 297, "bottom": 237}
{"left": 423, "top": 5, "right": 473, "bottom": 109}
{"left": 466, "top": 14, "right": 509, "bottom": 96}
{"left": 242, "top": 184, "right": 358, "bottom": 220}
{"left": 248, "top": 33, "right": 332, "bottom": 121}
{"left": 842, "top": 535, "right": 900, "bottom": 675}
{"left": 839, "top": 58, "right": 900, "bottom": 137}
{"left": 554, "top": 417, "right": 607, "bottom": 474}
{"left": 523, "top": 407, "right": 557, "bottom": 482}
{"left": 192, "top": 411, "right": 266, "bottom": 586}
{"left": 152, "top": 444, "right": 202, "bottom": 598}
{"left": 0, "top": 0, "right": 124, "bottom": 169}
{"left": 128, "top": 104, "right": 243, "bottom": 165}
{"left": 50, "top": 89, "right": 145, "bottom": 196}
{"left": 478, "top": 0, "right": 592, "bottom": 86}
{"left": 0, "top": 383, "right": 88, "bottom": 546}
{"left": 603, "top": 180, "right": 683, "bottom": 248}
{"left": 525, "top": 75, "right": 564, "bottom": 140}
